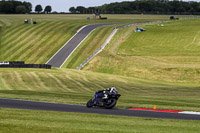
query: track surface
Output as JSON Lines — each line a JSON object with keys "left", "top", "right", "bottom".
{"left": 0, "top": 98, "right": 200, "bottom": 120}
{"left": 46, "top": 23, "right": 116, "bottom": 68}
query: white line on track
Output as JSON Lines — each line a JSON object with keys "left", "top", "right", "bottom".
{"left": 45, "top": 25, "right": 88, "bottom": 65}
{"left": 179, "top": 111, "right": 200, "bottom": 115}
{"left": 59, "top": 28, "right": 96, "bottom": 68}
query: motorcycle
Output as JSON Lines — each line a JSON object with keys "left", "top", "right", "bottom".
{"left": 86, "top": 91, "right": 121, "bottom": 109}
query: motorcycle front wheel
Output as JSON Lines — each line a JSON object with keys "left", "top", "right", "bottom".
{"left": 86, "top": 99, "right": 94, "bottom": 108}
{"left": 104, "top": 98, "right": 117, "bottom": 109}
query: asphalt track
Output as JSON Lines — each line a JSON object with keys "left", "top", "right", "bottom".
{"left": 0, "top": 98, "right": 200, "bottom": 120}
{"left": 46, "top": 23, "right": 116, "bottom": 68}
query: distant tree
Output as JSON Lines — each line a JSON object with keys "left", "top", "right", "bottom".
{"left": 0, "top": 1, "right": 14, "bottom": 13}
{"left": 69, "top": 7, "right": 76, "bottom": 13}
{"left": 87, "top": 7, "right": 95, "bottom": 14}
{"left": 44, "top": 5, "right": 52, "bottom": 14}
{"left": 35, "top": 4, "right": 43, "bottom": 13}
{"left": 52, "top": 11, "right": 58, "bottom": 14}
{"left": 76, "top": 6, "right": 85, "bottom": 13}
{"left": 16, "top": 5, "right": 27, "bottom": 14}
{"left": 197, "top": 5, "right": 200, "bottom": 12}
{"left": 0, "top": 1, "right": 31, "bottom": 14}
{"left": 23, "top": 1, "right": 32, "bottom": 13}
{"left": 189, "top": 7, "right": 194, "bottom": 14}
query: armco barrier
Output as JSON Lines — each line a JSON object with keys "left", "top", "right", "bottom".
{"left": 0, "top": 61, "right": 51, "bottom": 69}
{"left": 76, "top": 28, "right": 118, "bottom": 70}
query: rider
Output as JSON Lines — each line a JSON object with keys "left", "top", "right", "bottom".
{"left": 101, "top": 87, "right": 117, "bottom": 99}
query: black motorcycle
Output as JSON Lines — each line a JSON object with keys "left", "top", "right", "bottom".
{"left": 86, "top": 91, "right": 121, "bottom": 109}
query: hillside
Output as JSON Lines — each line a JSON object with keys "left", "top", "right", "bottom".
{"left": 83, "top": 19, "right": 200, "bottom": 83}
{"left": 0, "top": 14, "right": 169, "bottom": 64}
{"left": 0, "top": 68, "right": 200, "bottom": 111}
{"left": 0, "top": 15, "right": 88, "bottom": 63}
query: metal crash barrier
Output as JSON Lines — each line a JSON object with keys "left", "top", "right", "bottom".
{"left": 0, "top": 61, "right": 51, "bottom": 69}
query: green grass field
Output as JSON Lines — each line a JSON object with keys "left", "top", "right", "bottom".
{"left": 83, "top": 19, "right": 200, "bottom": 83}
{"left": 1, "top": 108, "right": 200, "bottom": 133}
{"left": 0, "top": 14, "right": 200, "bottom": 132}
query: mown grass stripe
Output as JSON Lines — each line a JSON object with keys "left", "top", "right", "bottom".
{"left": 26, "top": 22, "right": 76, "bottom": 63}
{"left": 3, "top": 22, "right": 53, "bottom": 57}
{"left": 12, "top": 21, "right": 63, "bottom": 61}
{"left": 6, "top": 71, "right": 19, "bottom": 90}
{"left": 34, "top": 23, "right": 81, "bottom": 63}
{"left": 30, "top": 72, "right": 50, "bottom": 91}
{"left": 16, "top": 21, "right": 74, "bottom": 63}
{"left": 25, "top": 71, "right": 48, "bottom": 91}
{"left": 0, "top": 73, "right": 11, "bottom": 90}
{"left": 1, "top": 24, "right": 34, "bottom": 49}
{"left": 46, "top": 73, "right": 68, "bottom": 92}
{"left": 1, "top": 24, "right": 26, "bottom": 41}
{"left": 1, "top": 22, "right": 48, "bottom": 60}
{"left": 53, "top": 75, "right": 74, "bottom": 92}
{"left": 36, "top": 72, "right": 56, "bottom": 88}
{"left": 13, "top": 71, "right": 29, "bottom": 90}
{"left": 64, "top": 75, "right": 84, "bottom": 92}
{"left": 3, "top": 21, "right": 57, "bottom": 61}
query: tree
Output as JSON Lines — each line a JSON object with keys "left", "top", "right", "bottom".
{"left": 35, "top": 4, "right": 43, "bottom": 13}
{"left": 23, "top": 1, "right": 32, "bottom": 13}
{"left": 0, "top": 1, "right": 32, "bottom": 14}
{"left": 0, "top": 1, "right": 14, "bottom": 13}
{"left": 69, "top": 7, "right": 76, "bottom": 13}
{"left": 76, "top": 6, "right": 85, "bottom": 13}
{"left": 44, "top": 5, "right": 52, "bottom": 14}
{"left": 87, "top": 7, "right": 95, "bottom": 14}
{"left": 16, "top": 5, "right": 26, "bottom": 14}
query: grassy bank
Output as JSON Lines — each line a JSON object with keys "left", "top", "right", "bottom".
{"left": 83, "top": 19, "right": 200, "bottom": 83}
{"left": 0, "top": 108, "right": 200, "bottom": 133}
{"left": 0, "top": 15, "right": 88, "bottom": 64}
{"left": 0, "top": 68, "right": 200, "bottom": 111}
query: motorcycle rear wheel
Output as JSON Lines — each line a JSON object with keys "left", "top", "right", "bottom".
{"left": 86, "top": 99, "right": 94, "bottom": 108}
{"left": 104, "top": 98, "right": 117, "bottom": 109}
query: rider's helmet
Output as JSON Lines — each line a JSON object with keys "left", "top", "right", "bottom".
{"left": 110, "top": 86, "right": 117, "bottom": 93}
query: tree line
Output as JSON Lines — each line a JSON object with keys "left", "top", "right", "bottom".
{"left": 0, "top": 0, "right": 32, "bottom": 14}
{"left": 69, "top": 0, "right": 200, "bottom": 14}
{"left": 0, "top": 0, "right": 52, "bottom": 14}
{"left": 35, "top": 5, "right": 52, "bottom": 14}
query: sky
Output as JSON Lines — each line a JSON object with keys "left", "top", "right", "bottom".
{"left": 19, "top": 0, "right": 200, "bottom": 12}
{"left": 18, "top": 0, "right": 133, "bottom": 12}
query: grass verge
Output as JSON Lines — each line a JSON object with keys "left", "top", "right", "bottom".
{"left": 0, "top": 108, "right": 200, "bottom": 133}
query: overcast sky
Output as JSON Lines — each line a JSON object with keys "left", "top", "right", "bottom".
{"left": 19, "top": 0, "right": 200, "bottom": 12}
